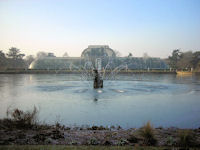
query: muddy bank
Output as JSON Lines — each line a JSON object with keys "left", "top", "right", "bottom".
{"left": 1, "top": 108, "right": 200, "bottom": 147}
{"left": 1, "top": 120, "right": 200, "bottom": 147}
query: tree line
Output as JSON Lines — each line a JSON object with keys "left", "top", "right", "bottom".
{"left": 0, "top": 47, "right": 28, "bottom": 69}
{"left": 0, "top": 47, "right": 200, "bottom": 71}
{"left": 0, "top": 47, "right": 71, "bottom": 70}
{"left": 0, "top": 47, "right": 51, "bottom": 70}
{"left": 167, "top": 49, "right": 200, "bottom": 71}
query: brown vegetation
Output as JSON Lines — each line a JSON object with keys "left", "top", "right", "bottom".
{"left": 2, "top": 106, "right": 38, "bottom": 129}
{"left": 139, "top": 121, "right": 157, "bottom": 146}
{"left": 0, "top": 108, "right": 200, "bottom": 147}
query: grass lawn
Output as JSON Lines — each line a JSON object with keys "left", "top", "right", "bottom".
{"left": 0, "top": 146, "right": 199, "bottom": 150}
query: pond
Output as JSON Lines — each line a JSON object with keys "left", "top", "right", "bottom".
{"left": 0, "top": 73, "right": 200, "bottom": 128}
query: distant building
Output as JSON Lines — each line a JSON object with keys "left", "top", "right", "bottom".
{"left": 47, "top": 53, "right": 55, "bottom": 57}
{"left": 29, "top": 45, "right": 168, "bottom": 70}
{"left": 81, "top": 45, "right": 116, "bottom": 58}
{"left": 29, "top": 57, "right": 81, "bottom": 70}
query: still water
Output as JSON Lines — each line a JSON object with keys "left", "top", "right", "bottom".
{"left": 0, "top": 74, "right": 200, "bottom": 128}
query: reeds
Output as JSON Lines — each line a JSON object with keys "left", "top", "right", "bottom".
{"left": 4, "top": 106, "right": 38, "bottom": 129}
{"left": 139, "top": 121, "right": 157, "bottom": 146}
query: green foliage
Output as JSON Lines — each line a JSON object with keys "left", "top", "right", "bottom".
{"left": 168, "top": 49, "right": 200, "bottom": 70}
{"left": 139, "top": 121, "right": 157, "bottom": 146}
{"left": 7, "top": 47, "right": 25, "bottom": 60}
{"left": 0, "top": 47, "right": 26, "bottom": 69}
{"left": 168, "top": 49, "right": 182, "bottom": 69}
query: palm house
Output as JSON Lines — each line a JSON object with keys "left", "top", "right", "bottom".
{"left": 29, "top": 45, "right": 169, "bottom": 70}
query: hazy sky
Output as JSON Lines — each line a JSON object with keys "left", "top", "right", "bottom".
{"left": 0, "top": 0, "right": 200, "bottom": 58}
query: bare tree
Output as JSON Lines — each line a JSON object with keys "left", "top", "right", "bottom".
{"left": 143, "top": 52, "right": 149, "bottom": 59}
{"left": 177, "top": 51, "right": 193, "bottom": 70}
{"left": 63, "top": 52, "right": 69, "bottom": 57}
{"left": 168, "top": 49, "right": 182, "bottom": 69}
{"left": 128, "top": 52, "right": 133, "bottom": 57}
{"left": 114, "top": 50, "right": 122, "bottom": 57}
{"left": 36, "top": 51, "right": 48, "bottom": 58}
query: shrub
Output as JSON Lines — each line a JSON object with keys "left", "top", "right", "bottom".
{"left": 117, "top": 125, "right": 122, "bottom": 130}
{"left": 69, "top": 140, "right": 78, "bottom": 145}
{"left": 139, "top": 121, "right": 157, "bottom": 146}
{"left": 6, "top": 106, "right": 38, "bottom": 129}
{"left": 166, "top": 136, "right": 175, "bottom": 146}
{"left": 88, "top": 137, "right": 98, "bottom": 145}
{"left": 103, "top": 140, "right": 112, "bottom": 145}
{"left": 177, "top": 130, "right": 196, "bottom": 147}
{"left": 117, "top": 139, "right": 129, "bottom": 146}
{"left": 88, "top": 125, "right": 106, "bottom": 130}
{"left": 98, "top": 125, "right": 106, "bottom": 130}
{"left": 110, "top": 125, "right": 115, "bottom": 130}
{"left": 91, "top": 125, "right": 99, "bottom": 130}
{"left": 127, "top": 135, "right": 138, "bottom": 143}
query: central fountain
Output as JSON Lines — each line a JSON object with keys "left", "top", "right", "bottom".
{"left": 79, "top": 45, "right": 129, "bottom": 89}
{"left": 93, "top": 58, "right": 103, "bottom": 89}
